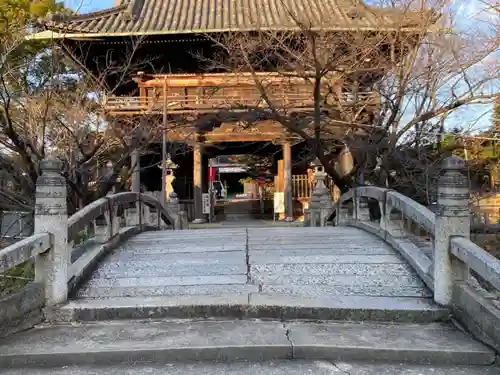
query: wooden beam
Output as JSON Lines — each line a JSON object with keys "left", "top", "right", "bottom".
{"left": 166, "top": 132, "right": 286, "bottom": 143}
{"left": 135, "top": 72, "right": 337, "bottom": 88}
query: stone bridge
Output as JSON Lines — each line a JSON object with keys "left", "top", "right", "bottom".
{"left": 1, "top": 157, "right": 500, "bottom": 374}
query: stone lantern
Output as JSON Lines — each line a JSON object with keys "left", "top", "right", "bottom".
{"left": 309, "top": 158, "right": 332, "bottom": 227}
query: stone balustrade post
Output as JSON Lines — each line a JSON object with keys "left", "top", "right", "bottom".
{"left": 137, "top": 195, "right": 143, "bottom": 230}
{"left": 34, "top": 158, "right": 69, "bottom": 305}
{"left": 303, "top": 207, "right": 311, "bottom": 226}
{"left": 142, "top": 204, "right": 151, "bottom": 226}
{"left": 434, "top": 156, "right": 470, "bottom": 306}
{"left": 354, "top": 191, "right": 371, "bottom": 222}
{"left": 335, "top": 200, "right": 350, "bottom": 226}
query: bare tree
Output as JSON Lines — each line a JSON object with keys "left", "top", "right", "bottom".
{"left": 201, "top": 0, "right": 499, "bottom": 196}
{"left": 0, "top": 27, "right": 159, "bottom": 214}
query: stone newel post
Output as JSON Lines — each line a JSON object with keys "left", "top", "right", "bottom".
{"left": 434, "top": 155, "right": 470, "bottom": 306}
{"left": 34, "top": 157, "right": 69, "bottom": 305}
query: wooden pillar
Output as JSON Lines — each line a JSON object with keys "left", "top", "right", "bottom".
{"left": 277, "top": 160, "right": 284, "bottom": 192}
{"left": 131, "top": 150, "right": 140, "bottom": 193}
{"left": 283, "top": 141, "right": 294, "bottom": 221}
{"left": 192, "top": 144, "right": 207, "bottom": 223}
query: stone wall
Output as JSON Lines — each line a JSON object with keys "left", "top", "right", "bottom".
{"left": 0, "top": 283, "right": 44, "bottom": 338}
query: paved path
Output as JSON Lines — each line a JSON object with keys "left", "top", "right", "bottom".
{"left": 77, "top": 226, "right": 431, "bottom": 304}
{"left": 3, "top": 361, "right": 500, "bottom": 374}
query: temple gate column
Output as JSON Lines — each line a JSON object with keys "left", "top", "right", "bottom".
{"left": 202, "top": 154, "right": 209, "bottom": 198}
{"left": 192, "top": 143, "right": 207, "bottom": 223}
{"left": 283, "top": 140, "right": 294, "bottom": 221}
{"left": 131, "top": 150, "right": 140, "bottom": 193}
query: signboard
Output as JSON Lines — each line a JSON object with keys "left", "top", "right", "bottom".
{"left": 218, "top": 167, "right": 247, "bottom": 173}
{"left": 273, "top": 192, "right": 285, "bottom": 214}
{"left": 202, "top": 193, "right": 211, "bottom": 214}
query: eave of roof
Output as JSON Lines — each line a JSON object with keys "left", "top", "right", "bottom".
{"left": 38, "top": 0, "right": 439, "bottom": 39}
{"left": 29, "top": 24, "right": 444, "bottom": 42}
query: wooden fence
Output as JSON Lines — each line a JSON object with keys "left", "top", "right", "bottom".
{"left": 292, "top": 174, "right": 340, "bottom": 201}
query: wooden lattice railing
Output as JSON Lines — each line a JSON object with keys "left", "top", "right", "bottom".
{"left": 102, "top": 91, "right": 378, "bottom": 114}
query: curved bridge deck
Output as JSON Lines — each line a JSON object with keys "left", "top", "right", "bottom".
{"left": 70, "top": 226, "right": 445, "bottom": 320}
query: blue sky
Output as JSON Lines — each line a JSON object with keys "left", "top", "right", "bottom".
{"left": 64, "top": 0, "right": 114, "bottom": 13}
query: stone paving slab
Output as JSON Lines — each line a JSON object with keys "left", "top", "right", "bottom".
{"left": 118, "top": 244, "right": 246, "bottom": 253}
{"left": 250, "top": 263, "right": 414, "bottom": 276}
{"left": 77, "top": 284, "right": 259, "bottom": 298}
{"left": 104, "top": 251, "right": 245, "bottom": 264}
{"left": 252, "top": 274, "right": 424, "bottom": 287}
{"left": 85, "top": 275, "right": 248, "bottom": 288}
{"left": 247, "top": 244, "right": 394, "bottom": 252}
{"left": 250, "top": 254, "right": 404, "bottom": 265}
{"left": 134, "top": 230, "right": 248, "bottom": 236}
{"left": 262, "top": 284, "right": 432, "bottom": 298}
{"left": 0, "top": 320, "right": 290, "bottom": 367}
{"left": 287, "top": 321, "right": 494, "bottom": 365}
{"left": 3, "top": 361, "right": 500, "bottom": 375}
{"left": 0, "top": 320, "right": 494, "bottom": 368}
{"left": 248, "top": 293, "right": 447, "bottom": 322}
{"left": 95, "top": 264, "right": 247, "bottom": 278}
{"left": 248, "top": 239, "right": 381, "bottom": 246}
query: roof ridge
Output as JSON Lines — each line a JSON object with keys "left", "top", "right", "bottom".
{"left": 45, "top": 4, "right": 128, "bottom": 24}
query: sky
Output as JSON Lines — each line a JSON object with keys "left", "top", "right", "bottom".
{"left": 64, "top": 0, "right": 497, "bottom": 133}
{"left": 64, "top": 0, "right": 114, "bottom": 13}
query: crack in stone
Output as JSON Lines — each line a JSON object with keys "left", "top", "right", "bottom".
{"left": 330, "top": 362, "right": 353, "bottom": 375}
{"left": 282, "top": 323, "right": 294, "bottom": 359}
{"left": 245, "top": 228, "right": 251, "bottom": 284}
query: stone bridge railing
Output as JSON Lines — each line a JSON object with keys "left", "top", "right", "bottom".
{"left": 0, "top": 158, "right": 184, "bottom": 338}
{"left": 324, "top": 156, "right": 500, "bottom": 351}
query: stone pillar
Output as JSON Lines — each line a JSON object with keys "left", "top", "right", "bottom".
{"left": 131, "top": 150, "right": 140, "bottom": 193}
{"left": 434, "top": 156, "right": 470, "bottom": 306}
{"left": 34, "top": 158, "right": 69, "bottom": 305}
{"left": 355, "top": 190, "right": 371, "bottom": 222}
{"left": 283, "top": 141, "right": 293, "bottom": 221}
{"left": 192, "top": 144, "right": 206, "bottom": 223}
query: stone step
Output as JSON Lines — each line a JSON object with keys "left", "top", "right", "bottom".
{"left": 2, "top": 361, "right": 499, "bottom": 375}
{"left": 53, "top": 294, "right": 449, "bottom": 323}
{"left": 76, "top": 282, "right": 432, "bottom": 299}
{"left": 0, "top": 320, "right": 494, "bottom": 368}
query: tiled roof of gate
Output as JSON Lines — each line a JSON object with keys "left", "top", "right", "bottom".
{"left": 43, "top": 0, "right": 433, "bottom": 36}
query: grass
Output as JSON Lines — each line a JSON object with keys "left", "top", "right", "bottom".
{"left": 0, "top": 261, "right": 34, "bottom": 298}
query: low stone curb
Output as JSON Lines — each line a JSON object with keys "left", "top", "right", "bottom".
{"left": 0, "top": 320, "right": 494, "bottom": 368}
